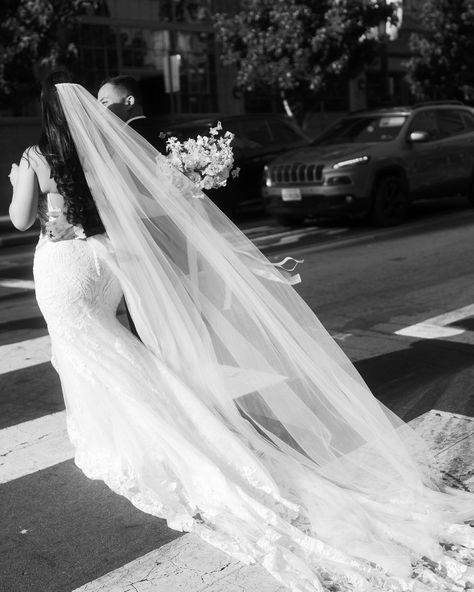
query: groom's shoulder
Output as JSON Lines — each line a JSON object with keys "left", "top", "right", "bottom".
{"left": 129, "top": 117, "right": 167, "bottom": 153}
{"left": 129, "top": 116, "right": 161, "bottom": 135}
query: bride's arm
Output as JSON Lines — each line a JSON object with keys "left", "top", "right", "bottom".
{"left": 9, "top": 148, "right": 39, "bottom": 231}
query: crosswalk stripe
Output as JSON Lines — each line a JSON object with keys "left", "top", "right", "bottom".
{"left": 395, "top": 304, "right": 474, "bottom": 339}
{"left": 1, "top": 245, "right": 473, "bottom": 591}
{"left": 72, "top": 533, "right": 270, "bottom": 592}
{"left": 0, "top": 334, "right": 51, "bottom": 373}
{"left": 0, "top": 411, "right": 72, "bottom": 484}
{"left": 0, "top": 278, "right": 35, "bottom": 290}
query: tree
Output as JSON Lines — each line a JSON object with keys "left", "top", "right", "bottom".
{"left": 405, "top": 0, "right": 474, "bottom": 101}
{"left": 0, "top": 0, "right": 98, "bottom": 113}
{"left": 213, "top": 0, "right": 398, "bottom": 118}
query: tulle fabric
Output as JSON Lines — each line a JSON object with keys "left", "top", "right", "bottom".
{"left": 49, "top": 83, "right": 474, "bottom": 591}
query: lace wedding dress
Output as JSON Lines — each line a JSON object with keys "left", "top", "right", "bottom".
{"left": 32, "top": 84, "right": 474, "bottom": 592}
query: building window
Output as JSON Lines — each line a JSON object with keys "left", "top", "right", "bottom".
{"left": 177, "top": 31, "right": 216, "bottom": 113}
{"left": 79, "top": 24, "right": 119, "bottom": 90}
{"left": 98, "top": 0, "right": 213, "bottom": 23}
{"left": 78, "top": 24, "right": 217, "bottom": 114}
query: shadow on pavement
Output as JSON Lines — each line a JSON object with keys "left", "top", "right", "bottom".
{"left": 355, "top": 338, "right": 474, "bottom": 422}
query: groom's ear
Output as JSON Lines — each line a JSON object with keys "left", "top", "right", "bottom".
{"left": 125, "top": 95, "right": 136, "bottom": 110}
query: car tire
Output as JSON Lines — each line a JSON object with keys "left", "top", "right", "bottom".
{"left": 275, "top": 214, "right": 306, "bottom": 227}
{"left": 370, "top": 174, "right": 409, "bottom": 226}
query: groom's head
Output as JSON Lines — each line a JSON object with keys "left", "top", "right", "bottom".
{"left": 98, "top": 75, "right": 144, "bottom": 122}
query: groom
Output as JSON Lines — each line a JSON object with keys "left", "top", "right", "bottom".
{"left": 47, "top": 75, "right": 168, "bottom": 338}
{"left": 97, "top": 75, "right": 168, "bottom": 154}
{"left": 47, "top": 75, "right": 168, "bottom": 243}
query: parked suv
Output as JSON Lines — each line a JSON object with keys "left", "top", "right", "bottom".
{"left": 165, "top": 114, "right": 310, "bottom": 217}
{"left": 263, "top": 102, "right": 474, "bottom": 226}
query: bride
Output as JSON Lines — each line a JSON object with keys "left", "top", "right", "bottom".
{"left": 9, "top": 72, "right": 474, "bottom": 591}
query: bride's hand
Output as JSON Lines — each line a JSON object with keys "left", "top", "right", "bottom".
{"left": 8, "top": 163, "right": 19, "bottom": 188}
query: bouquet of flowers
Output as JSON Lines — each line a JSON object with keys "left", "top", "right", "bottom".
{"left": 164, "top": 122, "right": 240, "bottom": 191}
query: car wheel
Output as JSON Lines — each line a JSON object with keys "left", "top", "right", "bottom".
{"left": 370, "top": 174, "right": 408, "bottom": 226}
{"left": 275, "top": 214, "right": 306, "bottom": 227}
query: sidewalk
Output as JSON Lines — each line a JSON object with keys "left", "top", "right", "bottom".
{"left": 0, "top": 215, "right": 38, "bottom": 247}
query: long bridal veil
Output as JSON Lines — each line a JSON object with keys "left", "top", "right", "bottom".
{"left": 56, "top": 83, "right": 474, "bottom": 591}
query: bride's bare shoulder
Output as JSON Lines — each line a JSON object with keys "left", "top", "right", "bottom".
{"left": 21, "top": 146, "right": 49, "bottom": 170}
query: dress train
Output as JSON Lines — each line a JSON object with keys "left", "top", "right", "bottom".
{"left": 33, "top": 234, "right": 474, "bottom": 592}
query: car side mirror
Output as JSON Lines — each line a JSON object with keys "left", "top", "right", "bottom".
{"left": 408, "top": 130, "right": 431, "bottom": 143}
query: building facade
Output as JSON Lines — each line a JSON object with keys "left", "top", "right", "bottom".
{"left": 78, "top": 0, "right": 242, "bottom": 122}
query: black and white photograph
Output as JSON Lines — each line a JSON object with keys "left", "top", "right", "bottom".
{"left": 1, "top": 1, "right": 474, "bottom": 591}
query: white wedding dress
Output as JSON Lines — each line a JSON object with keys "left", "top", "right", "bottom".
{"left": 31, "top": 84, "right": 474, "bottom": 592}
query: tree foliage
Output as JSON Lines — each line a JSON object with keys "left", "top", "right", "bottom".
{"left": 213, "top": 0, "right": 397, "bottom": 109}
{"left": 0, "top": 0, "right": 97, "bottom": 110}
{"left": 405, "top": 0, "right": 474, "bottom": 101}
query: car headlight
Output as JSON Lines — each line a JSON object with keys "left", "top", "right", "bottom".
{"left": 332, "top": 156, "right": 370, "bottom": 169}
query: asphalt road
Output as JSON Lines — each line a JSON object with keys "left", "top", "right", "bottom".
{"left": 1, "top": 196, "right": 474, "bottom": 591}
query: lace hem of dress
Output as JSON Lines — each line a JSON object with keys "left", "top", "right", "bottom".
{"left": 67, "top": 421, "right": 474, "bottom": 592}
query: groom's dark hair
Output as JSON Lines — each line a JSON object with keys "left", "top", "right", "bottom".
{"left": 101, "top": 75, "right": 143, "bottom": 105}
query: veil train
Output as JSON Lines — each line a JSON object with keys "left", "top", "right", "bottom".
{"left": 55, "top": 83, "right": 474, "bottom": 591}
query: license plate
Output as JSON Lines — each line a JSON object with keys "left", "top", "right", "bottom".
{"left": 281, "top": 188, "right": 302, "bottom": 202}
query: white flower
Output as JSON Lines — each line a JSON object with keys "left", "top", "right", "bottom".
{"left": 165, "top": 123, "right": 238, "bottom": 194}
{"left": 187, "top": 171, "right": 201, "bottom": 184}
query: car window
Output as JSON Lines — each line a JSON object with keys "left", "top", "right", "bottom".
{"left": 267, "top": 119, "right": 306, "bottom": 144}
{"left": 312, "top": 115, "right": 407, "bottom": 145}
{"left": 222, "top": 121, "right": 250, "bottom": 151}
{"left": 408, "top": 110, "right": 439, "bottom": 140}
{"left": 239, "top": 119, "right": 273, "bottom": 148}
{"left": 437, "top": 109, "right": 467, "bottom": 137}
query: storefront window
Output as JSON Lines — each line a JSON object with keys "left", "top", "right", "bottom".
{"left": 78, "top": 1, "right": 219, "bottom": 114}
{"left": 79, "top": 24, "right": 119, "bottom": 90}
{"left": 101, "top": 0, "right": 168, "bottom": 21}
{"left": 119, "top": 28, "right": 170, "bottom": 70}
{"left": 171, "top": 0, "right": 212, "bottom": 23}
{"left": 99, "top": 0, "right": 213, "bottom": 22}
{"left": 177, "top": 31, "right": 216, "bottom": 112}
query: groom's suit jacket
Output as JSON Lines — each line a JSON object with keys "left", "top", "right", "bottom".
{"left": 124, "top": 116, "right": 167, "bottom": 339}
{"left": 127, "top": 116, "right": 168, "bottom": 155}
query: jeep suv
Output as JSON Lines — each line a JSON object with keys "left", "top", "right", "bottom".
{"left": 263, "top": 102, "right": 474, "bottom": 226}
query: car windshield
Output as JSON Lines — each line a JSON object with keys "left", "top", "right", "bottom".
{"left": 312, "top": 115, "right": 408, "bottom": 145}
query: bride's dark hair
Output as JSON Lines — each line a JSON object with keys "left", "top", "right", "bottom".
{"left": 37, "top": 71, "right": 105, "bottom": 236}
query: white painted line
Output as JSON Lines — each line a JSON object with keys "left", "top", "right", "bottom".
{"left": 395, "top": 304, "right": 474, "bottom": 339}
{"left": 72, "top": 410, "right": 474, "bottom": 592}
{"left": 242, "top": 224, "right": 275, "bottom": 234}
{"left": 73, "top": 532, "right": 281, "bottom": 592}
{"left": 0, "top": 278, "right": 35, "bottom": 290}
{"left": 331, "top": 332, "right": 353, "bottom": 342}
{"left": 324, "top": 228, "right": 349, "bottom": 236}
{"left": 0, "top": 411, "right": 72, "bottom": 484}
{"left": 0, "top": 335, "right": 51, "bottom": 374}
{"left": 276, "top": 230, "right": 322, "bottom": 246}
